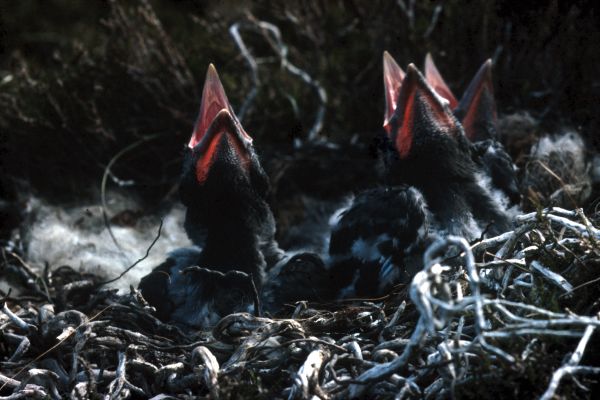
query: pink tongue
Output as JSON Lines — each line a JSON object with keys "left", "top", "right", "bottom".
{"left": 425, "top": 53, "right": 458, "bottom": 110}
{"left": 188, "top": 64, "right": 252, "bottom": 149}
{"left": 188, "top": 64, "right": 232, "bottom": 149}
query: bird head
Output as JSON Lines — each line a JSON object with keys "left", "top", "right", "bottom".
{"left": 454, "top": 59, "right": 498, "bottom": 141}
{"left": 424, "top": 54, "right": 498, "bottom": 142}
{"left": 180, "top": 65, "right": 272, "bottom": 236}
{"left": 424, "top": 52, "right": 459, "bottom": 110}
{"left": 386, "top": 64, "right": 473, "bottom": 184}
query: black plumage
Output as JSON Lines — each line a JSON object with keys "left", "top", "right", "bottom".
{"left": 386, "top": 64, "right": 511, "bottom": 237}
{"left": 139, "top": 65, "right": 324, "bottom": 327}
{"left": 454, "top": 59, "right": 521, "bottom": 206}
{"left": 139, "top": 66, "right": 273, "bottom": 327}
{"left": 327, "top": 62, "right": 512, "bottom": 298}
{"left": 328, "top": 186, "right": 429, "bottom": 297}
{"left": 425, "top": 53, "right": 520, "bottom": 206}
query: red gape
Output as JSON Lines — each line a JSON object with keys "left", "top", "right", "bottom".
{"left": 424, "top": 53, "right": 458, "bottom": 109}
{"left": 195, "top": 132, "right": 222, "bottom": 184}
{"left": 393, "top": 64, "right": 457, "bottom": 159}
{"left": 189, "top": 65, "right": 254, "bottom": 184}
{"left": 396, "top": 85, "right": 415, "bottom": 158}
{"left": 195, "top": 131, "right": 251, "bottom": 184}
{"left": 189, "top": 64, "right": 252, "bottom": 149}
{"left": 383, "top": 51, "right": 406, "bottom": 135}
{"left": 458, "top": 59, "right": 497, "bottom": 141}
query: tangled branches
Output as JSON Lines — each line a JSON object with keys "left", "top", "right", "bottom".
{"left": 2, "top": 207, "right": 600, "bottom": 398}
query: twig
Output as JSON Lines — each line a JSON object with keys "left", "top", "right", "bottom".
{"left": 0, "top": 373, "right": 20, "bottom": 390}
{"left": 229, "top": 17, "right": 328, "bottom": 147}
{"left": 289, "top": 347, "right": 330, "bottom": 400}
{"left": 423, "top": 3, "right": 443, "bottom": 38}
{"left": 100, "top": 134, "right": 161, "bottom": 265}
{"left": 97, "top": 219, "right": 163, "bottom": 286}
{"left": 1, "top": 303, "right": 37, "bottom": 332}
{"left": 530, "top": 260, "right": 573, "bottom": 292}
{"left": 229, "top": 22, "right": 259, "bottom": 121}
{"left": 540, "top": 325, "right": 599, "bottom": 400}
{"left": 192, "top": 346, "right": 220, "bottom": 399}
{"left": 347, "top": 319, "right": 426, "bottom": 398}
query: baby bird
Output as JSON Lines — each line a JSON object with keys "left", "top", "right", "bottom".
{"left": 139, "top": 65, "right": 279, "bottom": 327}
{"left": 328, "top": 62, "right": 511, "bottom": 298}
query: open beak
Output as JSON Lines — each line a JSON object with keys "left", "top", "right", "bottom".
{"left": 425, "top": 53, "right": 458, "bottom": 110}
{"left": 454, "top": 59, "right": 497, "bottom": 141}
{"left": 391, "top": 64, "right": 460, "bottom": 158}
{"left": 383, "top": 51, "right": 406, "bottom": 135}
{"left": 188, "top": 64, "right": 252, "bottom": 149}
{"left": 189, "top": 65, "right": 253, "bottom": 184}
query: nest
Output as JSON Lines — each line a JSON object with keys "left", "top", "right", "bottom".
{"left": 2, "top": 1, "right": 600, "bottom": 399}
{"left": 2, "top": 207, "right": 600, "bottom": 399}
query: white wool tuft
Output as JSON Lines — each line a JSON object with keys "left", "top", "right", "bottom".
{"left": 12, "top": 193, "right": 191, "bottom": 292}
{"left": 532, "top": 131, "right": 585, "bottom": 159}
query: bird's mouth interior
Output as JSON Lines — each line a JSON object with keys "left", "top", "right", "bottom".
{"left": 393, "top": 65, "right": 456, "bottom": 159}
{"left": 383, "top": 52, "right": 405, "bottom": 135}
{"left": 459, "top": 60, "right": 497, "bottom": 141}
{"left": 425, "top": 53, "right": 458, "bottom": 110}
{"left": 188, "top": 65, "right": 253, "bottom": 184}
{"left": 188, "top": 64, "right": 252, "bottom": 150}
{"left": 193, "top": 109, "right": 252, "bottom": 184}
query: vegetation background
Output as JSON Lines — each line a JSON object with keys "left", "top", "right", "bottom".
{"left": 0, "top": 0, "right": 598, "bottom": 232}
{"left": 1, "top": 3, "right": 600, "bottom": 398}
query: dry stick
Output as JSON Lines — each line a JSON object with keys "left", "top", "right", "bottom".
{"left": 470, "top": 230, "right": 515, "bottom": 253}
{"left": 5, "top": 333, "right": 30, "bottom": 363}
{"left": 254, "top": 19, "right": 327, "bottom": 145}
{"left": 248, "top": 273, "right": 262, "bottom": 318}
{"left": 97, "top": 219, "right": 163, "bottom": 287}
{"left": 0, "top": 373, "right": 20, "bottom": 390}
{"left": 3, "top": 250, "right": 51, "bottom": 302}
{"left": 192, "top": 346, "right": 220, "bottom": 399}
{"left": 530, "top": 260, "right": 573, "bottom": 292}
{"left": 1, "top": 302, "right": 36, "bottom": 332}
{"left": 279, "top": 338, "right": 348, "bottom": 354}
{"left": 0, "top": 304, "right": 114, "bottom": 392}
{"left": 345, "top": 341, "right": 362, "bottom": 360}
{"left": 100, "top": 134, "right": 161, "bottom": 265}
{"left": 540, "top": 325, "right": 600, "bottom": 400}
{"left": 423, "top": 3, "right": 443, "bottom": 38}
{"left": 1, "top": 384, "right": 49, "bottom": 399}
{"left": 229, "top": 22, "right": 259, "bottom": 121}
{"left": 542, "top": 225, "right": 586, "bottom": 267}
{"left": 516, "top": 210, "right": 600, "bottom": 238}
{"left": 289, "top": 347, "right": 331, "bottom": 400}
{"left": 107, "top": 352, "right": 127, "bottom": 399}
{"left": 347, "top": 320, "right": 426, "bottom": 398}
{"left": 576, "top": 207, "right": 600, "bottom": 249}
{"left": 229, "top": 16, "right": 327, "bottom": 147}
{"left": 397, "top": 0, "right": 416, "bottom": 29}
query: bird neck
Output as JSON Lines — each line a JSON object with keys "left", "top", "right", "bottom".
{"left": 201, "top": 220, "right": 266, "bottom": 276}
{"left": 422, "top": 177, "right": 510, "bottom": 236}
{"left": 422, "top": 182, "right": 470, "bottom": 220}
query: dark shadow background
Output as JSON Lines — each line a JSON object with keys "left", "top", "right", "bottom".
{"left": 0, "top": 0, "right": 598, "bottom": 233}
